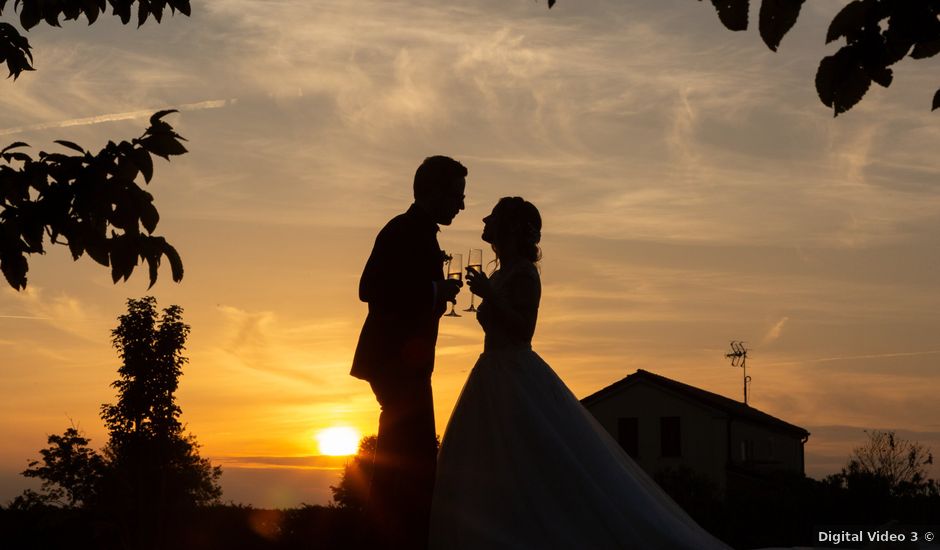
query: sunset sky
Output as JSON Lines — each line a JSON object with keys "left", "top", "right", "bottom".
{"left": 1, "top": 0, "right": 938, "bottom": 508}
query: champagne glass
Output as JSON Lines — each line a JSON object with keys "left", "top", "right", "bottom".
{"left": 464, "top": 248, "right": 483, "bottom": 312}
{"left": 444, "top": 253, "right": 463, "bottom": 317}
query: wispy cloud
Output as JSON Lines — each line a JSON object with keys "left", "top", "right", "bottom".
{"left": 761, "top": 317, "right": 789, "bottom": 345}
{"left": 0, "top": 286, "right": 107, "bottom": 343}
{"left": 765, "top": 349, "right": 940, "bottom": 367}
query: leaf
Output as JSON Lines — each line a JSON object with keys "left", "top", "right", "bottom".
{"left": 816, "top": 47, "right": 871, "bottom": 116}
{"left": 140, "top": 133, "right": 187, "bottom": 159}
{"left": 710, "top": 0, "right": 750, "bottom": 32}
{"left": 82, "top": 0, "right": 101, "bottom": 24}
{"left": 42, "top": 3, "right": 62, "bottom": 27}
{"left": 168, "top": 0, "right": 190, "bottom": 16}
{"left": 67, "top": 233, "right": 84, "bottom": 260}
{"left": 112, "top": 0, "right": 132, "bottom": 25}
{"left": 911, "top": 37, "right": 940, "bottom": 59}
{"left": 62, "top": 2, "right": 82, "bottom": 21}
{"left": 85, "top": 236, "right": 110, "bottom": 267}
{"left": 140, "top": 202, "right": 159, "bottom": 234}
{"left": 933, "top": 88, "right": 940, "bottom": 111}
{"left": 149, "top": 109, "right": 179, "bottom": 125}
{"left": 163, "top": 241, "right": 183, "bottom": 282}
{"left": 137, "top": 0, "right": 149, "bottom": 27}
{"left": 109, "top": 234, "right": 137, "bottom": 283}
{"left": 869, "top": 66, "right": 892, "bottom": 88}
{"left": 1, "top": 141, "right": 29, "bottom": 154}
{"left": 548, "top": 0, "right": 555, "bottom": 7}
{"left": 145, "top": 251, "right": 159, "bottom": 289}
{"left": 5, "top": 151, "right": 31, "bottom": 162}
{"left": 116, "top": 154, "right": 139, "bottom": 182}
{"left": 18, "top": 0, "right": 41, "bottom": 30}
{"left": 0, "top": 251, "right": 28, "bottom": 290}
{"left": 827, "top": 0, "right": 871, "bottom": 44}
{"left": 759, "top": 0, "right": 804, "bottom": 51}
{"left": 132, "top": 147, "right": 153, "bottom": 183}
{"left": 54, "top": 140, "right": 86, "bottom": 154}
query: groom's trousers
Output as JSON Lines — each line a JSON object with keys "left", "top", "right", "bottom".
{"left": 368, "top": 376, "right": 437, "bottom": 549}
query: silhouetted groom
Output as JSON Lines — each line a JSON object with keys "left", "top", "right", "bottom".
{"left": 352, "top": 156, "right": 467, "bottom": 549}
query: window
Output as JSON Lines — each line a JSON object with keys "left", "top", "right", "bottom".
{"left": 618, "top": 417, "right": 639, "bottom": 458}
{"left": 740, "top": 439, "right": 755, "bottom": 461}
{"left": 660, "top": 416, "right": 681, "bottom": 457}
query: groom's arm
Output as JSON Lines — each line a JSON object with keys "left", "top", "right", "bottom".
{"left": 360, "top": 220, "right": 436, "bottom": 314}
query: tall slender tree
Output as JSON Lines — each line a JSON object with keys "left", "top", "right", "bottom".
{"left": 99, "top": 296, "right": 221, "bottom": 549}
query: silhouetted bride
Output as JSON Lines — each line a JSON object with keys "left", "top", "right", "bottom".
{"left": 428, "top": 197, "right": 732, "bottom": 549}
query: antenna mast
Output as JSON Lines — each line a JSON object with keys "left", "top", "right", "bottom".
{"left": 725, "top": 341, "right": 751, "bottom": 405}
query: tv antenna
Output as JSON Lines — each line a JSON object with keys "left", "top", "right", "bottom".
{"left": 726, "top": 341, "right": 751, "bottom": 405}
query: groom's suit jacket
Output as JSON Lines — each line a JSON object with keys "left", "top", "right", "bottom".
{"left": 351, "top": 204, "right": 447, "bottom": 382}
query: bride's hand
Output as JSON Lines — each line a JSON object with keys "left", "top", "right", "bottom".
{"left": 466, "top": 267, "right": 493, "bottom": 300}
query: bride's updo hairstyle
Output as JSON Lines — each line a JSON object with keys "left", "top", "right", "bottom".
{"left": 492, "top": 196, "right": 542, "bottom": 263}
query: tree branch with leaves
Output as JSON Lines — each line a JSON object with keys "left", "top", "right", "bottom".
{"left": 0, "top": 111, "right": 188, "bottom": 290}
{"left": 0, "top": 0, "right": 191, "bottom": 79}
{"left": 703, "top": 0, "right": 940, "bottom": 115}
{"left": 549, "top": 0, "right": 940, "bottom": 116}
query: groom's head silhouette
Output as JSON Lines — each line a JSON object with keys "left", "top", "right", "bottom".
{"left": 413, "top": 155, "right": 467, "bottom": 226}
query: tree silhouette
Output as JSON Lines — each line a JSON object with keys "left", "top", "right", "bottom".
{"left": 330, "top": 435, "right": 377, "bottom": 511}
{"left": 21, "top": 426, "right": 105, "bottom": 508}
{"left": 0, "top": 0, "right": 191, "bottom": 80}
{"left": 0, "top": 111, "right": 187, "bottom": 290}
{"left": 20, "top": 297, "right": 221, "bottom": 549}
{"left": 549, "top": 0, "right": 940, "bottom": 115}
{"left": 833, "top": 429, "right": 936, "bottom": 497}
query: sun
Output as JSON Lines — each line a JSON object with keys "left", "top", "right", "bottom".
{"left": 316, "top": 427, "right": 360, "bottom": 456}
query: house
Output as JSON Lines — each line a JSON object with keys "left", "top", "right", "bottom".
{"left": 581, "top": 369, "right": 810, "bottom": 498}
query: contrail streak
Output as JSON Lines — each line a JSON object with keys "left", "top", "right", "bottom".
{"left": 0, "top": 98, "right": 237, "bottom": 136}
{"left": 0, "top": 315, "right": 51, "bottom": 320}
{"left": 765, "top": 350, "right": 940, "bottom": 367}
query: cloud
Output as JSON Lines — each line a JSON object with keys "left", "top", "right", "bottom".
{"left": 0, "top": 286, "right": 107, "bottom": 343}
{"left": 215, "top": 455, "right": 348, "bottom": 471}
{"left": 765, "top": 349, "right": 940, "bottom": 368}
{"left": 761, "top": 317, "right": 789, "bottom": 345}
{"left": 208, "top": 305, "right": 353, "bottom": 388}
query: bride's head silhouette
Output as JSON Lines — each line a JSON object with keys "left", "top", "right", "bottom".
{"left": 482, "top": 197, "right": 541, "bottom": 265}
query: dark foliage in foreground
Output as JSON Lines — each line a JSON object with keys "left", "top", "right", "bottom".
{"left": 0, "top": 504, "right": 363, "bottom": 550}
{"left": 657, "top": 459, "right": 940, "bottom": 549}
{"left": 16, "top": 297, "right": 221, "bottom": 550}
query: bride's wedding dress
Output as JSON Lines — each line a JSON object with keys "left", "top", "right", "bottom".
{"left": 428, "top": 261, "right": 733, "bottom": 549}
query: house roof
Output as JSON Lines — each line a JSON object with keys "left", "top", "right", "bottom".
{"left": 581, "top": 369, "right": 810, "bottom": 439}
